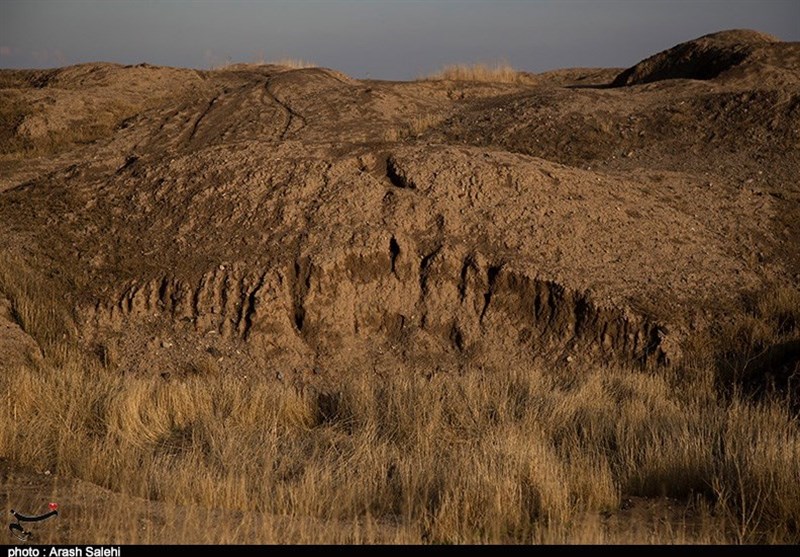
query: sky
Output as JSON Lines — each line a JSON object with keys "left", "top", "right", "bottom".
{"left": 2, "top": 0, "right": 798, "bottom": 80}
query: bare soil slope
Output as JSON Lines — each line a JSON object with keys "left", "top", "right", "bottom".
{"left": 0, "top": 29, "right": 798, "bottom": 383}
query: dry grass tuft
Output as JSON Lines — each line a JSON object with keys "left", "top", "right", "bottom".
{"left": 424, "top": 62, "right": 532, "bottom": 84}
{"left": 714, "top": 286, "right": 800, "bottom": 402}
{"left": 215, "top": 58, "right": 317, "bottom": 71}
{"left": 268, "top": 58, "right": 316, "bottom": 70}
{"left": 0, "top": 251, "right": 75, "bottom": 352}
{"left": 384, "top": 114, "right": 447, "bottom": 142}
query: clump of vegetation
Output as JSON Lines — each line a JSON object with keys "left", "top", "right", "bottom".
{"left": 268, "top": 58, "right": 316, "bottom": 70}
{"left": 212, "top": 58, "right": 316, "bottom": 71}
{"left": 383, "top": 114, "right": 447, "bottom": 142}
{"left": 424, "top": 62, "right": 532, "bottom": 84}
{"left": 715, "top": 286, "right": 800, "bottom": 403}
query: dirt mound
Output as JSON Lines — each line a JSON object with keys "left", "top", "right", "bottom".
{"left": 612, "top": 29, "right": 781, "bottom": 86}
{"left": 0, "top": 30, "right": 798, "bottom": 382}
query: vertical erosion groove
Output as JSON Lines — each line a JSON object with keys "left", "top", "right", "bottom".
{"left": 480, "top": 264, "right": 503, "bottom": 323}
{"left": 450, "top": 323, "right": 465, "bottom": 352}
{"left": 292, "top": 258, "right": 312, "bottom": 334}
{"left": 389, "top": 236, "right": 400, "bottom": 277}
{"left": 458, "top": 255, "right": 475, "bottom": 303}
{"left": 417, "top": 247, "right": 442, "bottom": 330}
{"left": 242, "top": 274, "right": 266, "bottom": 340}
{"left": 99, "top": 251, "right": 668, "bottom": 366}
{"left": 418, "top": 247, "right": 441, "bottom": 297}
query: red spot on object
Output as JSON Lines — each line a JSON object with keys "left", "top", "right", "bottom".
{"left": 48, "top": 502, "right": 58, "bottom": 511}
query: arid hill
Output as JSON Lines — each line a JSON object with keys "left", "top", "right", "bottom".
{"left": 1, "top": 28, "right": 798, "bottom": 382}
{"left": 1, "top": 29, "right": 800, "bottom": 545}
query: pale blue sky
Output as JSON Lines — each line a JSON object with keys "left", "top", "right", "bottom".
{"left": 2, "top": 0, "right": 798, "bottom": 79}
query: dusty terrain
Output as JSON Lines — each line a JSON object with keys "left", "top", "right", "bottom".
{"left": 1, "top": 29, "right": 799, "bottom": 544}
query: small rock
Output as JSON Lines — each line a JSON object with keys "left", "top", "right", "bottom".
{"left": 566, "top": 355, "right": 574, "bottom": 363}
{"left": 276, "top": 372, "right": 284, "bottom": 381}
{"left": 44, "top": 470, "right": 51, "bottom": 476}
{"left": 161, "top": 340, "right": 173, "bottom": 349}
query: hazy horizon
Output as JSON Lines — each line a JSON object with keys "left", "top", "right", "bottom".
{"left": 2, "top": 0, "right": 798, "bottom": 79}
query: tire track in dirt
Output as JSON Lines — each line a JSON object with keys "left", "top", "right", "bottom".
{"left": 265, "top": 78, "right": 308, "bottom": 140}
{"left": 186, "top": 94, "right": 221, "bottom": 145}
